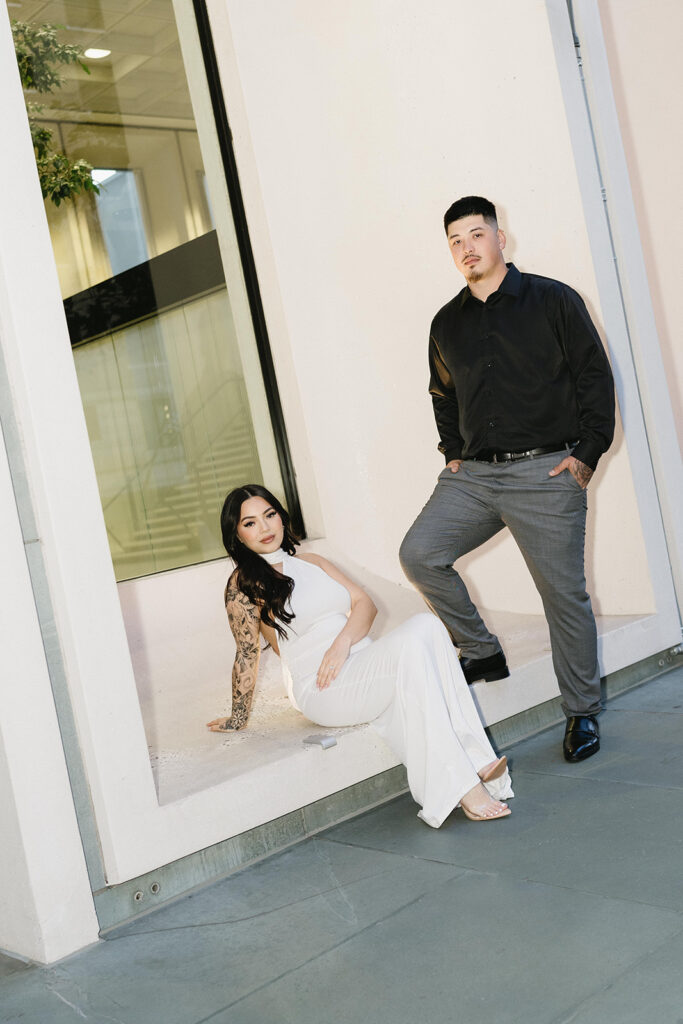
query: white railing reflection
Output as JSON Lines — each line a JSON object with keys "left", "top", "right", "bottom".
{"left": 74, "top": 289, "right": 264, "bottom": 579}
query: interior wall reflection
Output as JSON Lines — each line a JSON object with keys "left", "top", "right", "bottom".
{"left": 8, "top": 0, "right": 285, "bottom": 579}
{"left": 74, "top": 290, "right": 262, "bottom": 577}
{"left": 42, "top": 120, "right": 215, "bottom": 295}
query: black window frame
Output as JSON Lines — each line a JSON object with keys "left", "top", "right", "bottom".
{"left": 191, "top": 0, "right": 304, "bottom": 538}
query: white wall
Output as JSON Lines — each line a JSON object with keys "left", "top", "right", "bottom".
{"left": 0, "top": 436, "right": 98, "bottom": 962}
{"left": 598, "top": 0, "right": 683, "bottom": 455}
{"left": 561, "top": 0, "right": 682, "bottom": 620}
{"left": 214, "top": 0, "right": 654, "bottom": 616}
{"left": 0, "top": 0, "right": 160, "bottom": 889}
{"left": 0, "top": 8, "right": 101, "bottom": 962}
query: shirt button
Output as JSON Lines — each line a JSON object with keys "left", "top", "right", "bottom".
{"left": 487, "top": 360, "right": 493, "bottom": 368}
{"left": 488, "top": 420, "right": 495, "bottom": 428}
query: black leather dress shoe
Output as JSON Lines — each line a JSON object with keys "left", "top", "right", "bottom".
{"left": 563, "top": 715, "right": 600, "bottom": 762}
{"left": 460, "top": 651, "right": 510, "bottom": 685}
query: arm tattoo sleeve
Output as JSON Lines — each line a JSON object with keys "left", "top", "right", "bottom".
{"left": 573, "top": 459, "right": 594, "bottom": 488}
{"left": 224, "top": 577, "right": 261, "bottom": 729}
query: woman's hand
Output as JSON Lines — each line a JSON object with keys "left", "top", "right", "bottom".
{"left": 206, "top": 714, "right": 247, "bottom": 732}
{"left": 207, "top": 690, "right": 252, "bottom": 731}
{"left": 295, "top": 553, "right": 376, "bottom": 692}
{"left": 316, "top": 635, "right": 352, "bottom": 690}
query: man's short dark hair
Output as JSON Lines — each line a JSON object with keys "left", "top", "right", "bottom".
{"left": 443, "top": 196, "right": 498, "bottom": 234}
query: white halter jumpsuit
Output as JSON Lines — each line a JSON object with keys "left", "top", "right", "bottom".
{"left": 277, "top": 552, "right": 513, "bottom": 827}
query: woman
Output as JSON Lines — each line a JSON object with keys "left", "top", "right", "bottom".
{"left": 207, "top": 484, "right": 513, "bottom": 827}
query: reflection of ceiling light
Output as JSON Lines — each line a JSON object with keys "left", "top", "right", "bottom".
{"left": 84, "top": 48, "right": 111, "bottom": 59}
{"left": 91, "top": 168, "right": 118, "bottom": 185}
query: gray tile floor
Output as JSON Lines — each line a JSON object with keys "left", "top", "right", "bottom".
{"left": 2, "top": 665, "right": 683, "bottom": 1024}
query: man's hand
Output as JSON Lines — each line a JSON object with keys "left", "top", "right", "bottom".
{"left": 446, "top": 459, "right": 463, "bottom": 473}
{"left": 549, "top": 455, "right": 593, "bottom": 489}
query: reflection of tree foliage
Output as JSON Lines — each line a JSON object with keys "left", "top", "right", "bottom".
{"left": 11, "top": 21, "right": 100, "bottom": 207}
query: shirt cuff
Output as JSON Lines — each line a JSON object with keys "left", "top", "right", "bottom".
{"left": 571, "top": 440, "right": 602, "bottom": 472}
{"left": 444, "top": 446, "right": 463, "bottom": 463}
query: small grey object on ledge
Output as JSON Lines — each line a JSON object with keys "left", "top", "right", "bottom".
{"left": 303, "top": 734, "right": 337, "bottom": 749}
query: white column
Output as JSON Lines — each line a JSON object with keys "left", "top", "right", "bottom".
{"left": 0, "top": 1, "right": 159, "bottom": 889}
{"left": 570, "top": 0, "right": 683, "bottom": 615}
{"left": 0, "top": 3, "right": 99, "bottom": 962}
{"left": 0, "top": 433, "right": 98, "bottom": 962}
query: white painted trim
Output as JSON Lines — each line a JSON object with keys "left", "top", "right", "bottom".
{"left": 0, "top": 432, "right": 99, "bottom": 962}
{"left": 171, "top": 0, "right": 284, "bottom": 496}
{"left": 545, "top": 0, "right": 681, "bottom": 648}
{"left": 203, "top": 0, "right": 326, "bottom": 538}
{"left": 0, "top": 0, "right": 324, "bottom": 890}
{"left": 0, "top": 4, "right": 158, "bottom": 883}
{"left": 570, "top": 0, "right": 683, "bottom": 617}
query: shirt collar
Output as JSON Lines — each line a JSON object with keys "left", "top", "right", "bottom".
{"left": 459, "top": 262, "right": 521, "bottom": 307}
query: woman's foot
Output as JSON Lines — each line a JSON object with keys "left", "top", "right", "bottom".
{"left": 478, "top": 756, "right": 508, "bottom": 784}
{"left": 460, "top": 782, "right": 510, "bottom": 821}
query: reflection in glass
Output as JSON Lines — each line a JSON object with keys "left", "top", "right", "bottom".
{"left": 8, "top": 0, "right": 286, "bottom": 579}
{"left": 75, "top": 291, "right": 263, "bottom": 578}
{"left": 92, "top": 168, "right": 148, "bottom": 275}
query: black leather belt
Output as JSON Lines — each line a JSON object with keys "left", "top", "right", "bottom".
{"left": 471, "top": 441, "right": 576, "bottom": 464}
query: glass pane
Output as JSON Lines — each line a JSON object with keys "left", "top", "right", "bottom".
{"left": 92, "top": 168, "right": 149, "bottom": 275}
{"left": 9, "top": 0, "right": 286, "bottom": 579}
{"left": 75, "top": 292, "right": 264, "bottom": 577}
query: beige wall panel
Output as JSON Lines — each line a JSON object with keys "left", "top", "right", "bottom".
{"left": 223, "top": 0, "right": 653, "bottom": 614}
{"left": 598, "top": 0, "right": 683, "bottom": 454}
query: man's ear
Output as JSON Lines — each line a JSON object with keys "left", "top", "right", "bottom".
{"left": 497, "top": 228, "right": 506, "bottom": 252}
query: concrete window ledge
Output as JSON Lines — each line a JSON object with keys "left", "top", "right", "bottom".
{"left": 119, "top": 542, "right": 654, "bottom": 808}
{"left": 94, "top": 542, "right": 670, "bottom": 929}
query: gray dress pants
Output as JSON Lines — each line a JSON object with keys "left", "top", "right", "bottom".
{"left": 399, "top": 450, "right": 601, "bottom": 717}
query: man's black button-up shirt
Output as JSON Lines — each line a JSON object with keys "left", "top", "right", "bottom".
{"left": 428, "top": 264, "right": 615, "bottom": 470}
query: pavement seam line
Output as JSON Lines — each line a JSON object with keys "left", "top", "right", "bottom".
{"left": 547, "top": 921, "right": 683, "bottom": 1024}
{"left": 105, "top": 837, "right": 460, "bottom": 940}
{"left": 609, "top": 707, "right": 683, "bottom": 714}
{"left": 191, "top": 870, "right": 464, "bottom": 1022}
{"left": 514, "top": 768, "right": 683, "bottom": 792}
{"left": 319, "top": 832, "right": 480, "bottom": 869}
{"left": 106, "top": 863, "right": 407, "bottom": 938}
{"left": 43, "top": 965, "right": 131, "bottom": 1024}
{"left": 314, "top": 836, "right": 683, "bottom": 916}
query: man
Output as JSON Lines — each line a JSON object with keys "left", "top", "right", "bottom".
{"left": 400, "top": 196, "right": 615, "bottom": 762}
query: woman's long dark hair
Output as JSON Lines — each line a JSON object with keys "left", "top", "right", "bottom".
{"left": 220, "top": 484, "right": 300, "bottom": 639}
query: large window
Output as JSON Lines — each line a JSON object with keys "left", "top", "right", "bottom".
{"left": 9, "top": 0, "right": 298, "bottom": 578}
